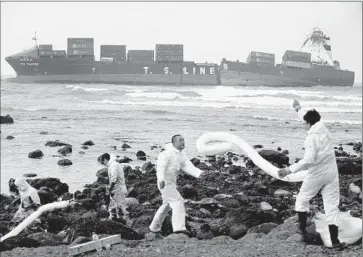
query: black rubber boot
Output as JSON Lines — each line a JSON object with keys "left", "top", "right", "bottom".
{"left": 328, "top": 225, "right": 347, "bottom": 250}
{"left": 297, "top": 212, "right": 308, "bottom": 234}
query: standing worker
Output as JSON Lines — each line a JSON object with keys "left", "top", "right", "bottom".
{"left": 278, "top": 100, "right": 346, "bottom": 250}
{"left": 98, "top": 153, "right": 131, "bottom": 226}
{"left": 149, "top": 135, "right": 205, "bottom": 237}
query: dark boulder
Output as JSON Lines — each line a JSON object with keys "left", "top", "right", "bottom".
{"left": 96, "top": 168, "right": 108, "bottom": 178}
{"left": 0, "top": 236, "right": 40, "bottom": 252}
{"left": 117, "top": 156, "right": 133, "bottom": 163}
{"left": 28, "top": 149, "right": 44, "bottom": 159}
{"left": 45, "top": 140, "right": 71, "bottom": 147}
{"left": 82, "top": 140, "right": 94, "bottom": 146}
{"left": 58, "top": 145, "right": 72, "bottom": 156}
{"left": 122, "top": 143, "right": 131, "bottom": 149}
{"left": 27, "top": 178, "right": 69, "bottom": 196}
{"left": 58, "top": 159, "right": 73, "bottom": 166}
{"left": 6, "top": 135, "right": 14, "bottom": 140}
{"left": 0, "top": 115, "right": 14, "bottom": 124}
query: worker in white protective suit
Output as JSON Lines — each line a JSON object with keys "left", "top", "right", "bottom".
{"left": 10, "top": 177, "right": 41, "bottom": 229}
{"left": 278, "top": 100, "right": 346, "bottom": 250}
{"left": 98, "top": 153, "right": 130, "bottom": 225}
{"left": 149, "top": 135, "right": 205, "bottom": 237}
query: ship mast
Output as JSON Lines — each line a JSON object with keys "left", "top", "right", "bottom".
{"left": 32, "top": 31, "right": 38, "bottom": 48}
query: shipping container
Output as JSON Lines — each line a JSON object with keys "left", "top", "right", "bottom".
{"left": 249, "top": 51, "right": 274, "bottom": 59}
{"left": 39, "top": 45, "right": 53, "bottom": 50}
{"left": 39, "top": 50, "right": 53, "bottom": 56}
{"left": 282, "top": 50, "right": 311, "bottom": 63}
{"left": 283, "top": 60, "right": 311, "bottom": 69}
{"left": 53, "top": 50, "right": 66, "bottom": 56}
{"left": 128, "top": 50, "right": 154, "bottom": 56}
{"left": 156, "top": 44, "right": 183, "bottom": 50}
{"left": 247, "top": 56, "right": 275, "bottom": 66}
{"left": 67, "top": 38, "right": 94, "bottom": 53}
{"left": 156, "top": 55, "right": 183, "bottom": 62}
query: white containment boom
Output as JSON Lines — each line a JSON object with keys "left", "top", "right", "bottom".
{"left": 1, "top": 200, "right": 70, "bottom": 242}
{"left": 196, "top": 131, "right": 307, "bottom": 182}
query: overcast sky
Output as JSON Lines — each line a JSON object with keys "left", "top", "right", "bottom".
{"left": 1, "top": 2, "right": 362, "bottom": 82}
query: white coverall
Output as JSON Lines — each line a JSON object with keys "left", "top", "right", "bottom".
{"left": 290, "top": 109, "right": 340, "bottom": 225}
{"left": 107, "top": 159, "right": 128, "bottom": 219}
{"left": 149, "top": 144, "right": 204, "bottom": 233}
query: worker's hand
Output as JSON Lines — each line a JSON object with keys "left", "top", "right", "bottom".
{"left": 293, "top": 100, "right": 301, "bottom": 112}
{"left": 159, "top": 180, "right": 165, "bottom": 189}
{"left": 278, "top": 167, "right": 291, "bottom": 178}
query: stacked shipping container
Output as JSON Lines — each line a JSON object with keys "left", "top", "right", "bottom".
{"left": 246, "top": 51, "right": 275, "bottom": 66}
{"left": 282, "top": 50, "right": 312, "bottom": 69}
{"left": 156, "top": 44, "right": 183, "bottom": 62}
{"left": 127, "top": 50, "right": 154, "bottom": 64}
{"left": 67, "top": 38, "right": 94, "bottom": 56}
{"left": 100, "top": 45, "right": 126, "bottom": 62}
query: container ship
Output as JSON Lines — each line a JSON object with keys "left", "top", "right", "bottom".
{"left": 221, "top": 28, "right": 354, "bottom": 87}
{"left": 5, "top": 28, "right": 354, "bottom": 87}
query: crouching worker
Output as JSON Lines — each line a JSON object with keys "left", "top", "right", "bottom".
{"left": 10, "top": 177, "right": 41, "bottom": 228}
{"left": 98, "top": 153, "right": 131, "bottom": 225}
{"left": 149, "top": 135, "right": 205, "bottom": 238}
{"left": 278, "top": 100, "right": 346, "bottom": 250}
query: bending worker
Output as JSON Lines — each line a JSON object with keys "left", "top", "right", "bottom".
{"left": 278, "top": 100, "right": 345, "bottom": 250}
{"left": 149, "top": 135, "right": 205, "bottom": 237}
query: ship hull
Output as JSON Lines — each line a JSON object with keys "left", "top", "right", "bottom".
{"left": 221, "top": 61, "right": 355, "bottom": 87}
{"left": 6, "top": 73, "right": 218, "bottom": 85}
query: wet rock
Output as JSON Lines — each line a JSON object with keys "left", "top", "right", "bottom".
{"left": 0, "top": 236, "right": 40, "bottom": 252}
{"left": 190, "top": 158, "right": 201, "bottom": 166}
{"left": 79, "top": 151, "right": 85, "bottom": 154}
{"left": 181, "top": 184, "right": 198, "bottom": 200}
{"left": 58, "top": 159, "right": 73, "bottom": 166}
{"left": 40, "top": 131, "right": 48, "bottom": 135}
{"left": 27, "top": 178, "right": 69, "bottom": 196}
{"left": 136, "top": 150, "right": 146, "bottom": 160}
{"left": 28, "top": 149, "right": 44, "bottom": 159}
{"left": 45, "top": 140, "right": 71, "bottom": 147}
{"left": 0, "top": 115, "right": 14, "bottom": 124}
{"left": 6, "top": 135, "right": 14, "bottom": 140}
{"left": 96, "top": 168, "right": 108, "bottom": 178}
{"left": 117, "top": 156, "right": 133, "bottom": 163}
{"left": 258, "top": 150, "right": 289, "bottom": 167}
{"left": 142, "top": 161, "right": 155, "bottom": 173}
{"left": 282, "top": 150, "right": 289, "bottom": 155}
{"left": 336, "top": 157, "right": 362, "bottom": 175}
{"left": 227, "top": 165, "right": 245, "bottom": 174}
{"left": 27, "top": 232, "right": 65, "bottom": 246}
{"left": 58, "top": 145, "right": 72, "bottom": 156}
{"left": 23, "top": 173, "right": 37, "bottom": 178}
{"left": 97, "top": 176, "right": 109, "bottom": 185}
{"left": 247, "top": 222, "right": 279, "bottom": 234}
{"left": 277, "top": 147, "right": 282, "bottom": 151}
{"left": 37, "top": 187, "right": 57, "bottom": 204}
{"left": 79, "top": 198, "right": 96, "bottom": 210}
{"left": 229, "top": 224, "right": 248, "bottom": 239}
{"left": 353, "top": 142, "right": 362, "bottom": 152}
{"left": 253, "top": 145, "right": 263, "bottom": 149}
{"left": 122, "top": 143, "right": 131, "bottom": 149}
{"left": 82, "top": 140, "right": 94, "bottom": 146}
{"left": 81, "top": 145, "right": 88, "bottom": 150}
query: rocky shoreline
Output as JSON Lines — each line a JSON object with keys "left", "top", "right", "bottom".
{"left": 0, "top": 115, "right": 362, "bottom": 256}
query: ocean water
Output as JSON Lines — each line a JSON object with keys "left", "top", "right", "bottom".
{"left": 1, "top": 78, "right": 362, "bottom": 193}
